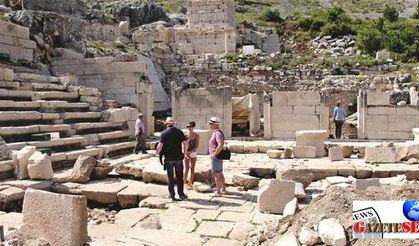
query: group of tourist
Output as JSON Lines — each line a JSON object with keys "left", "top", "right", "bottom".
{"left": 134, "top": 113, "right": 227, "bottom": 201}
{"left": 133, "top": 102, "right": 345, "bottom": 201}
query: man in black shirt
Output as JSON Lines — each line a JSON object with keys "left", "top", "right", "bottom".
{"left": 156, "top": 117, "right": 188, "bottom": 201}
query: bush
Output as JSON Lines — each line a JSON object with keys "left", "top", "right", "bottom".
{"left": 322, "top": 22, "right": 355, "bottom": 37}
{"left": 297, "top": 18, "right": 313, "bottom": 31}
{"left": 260, "top": 9, "right": 284, "bottom": 23}
{"left": 383, "top": 5, "right": 399, "bottom": 22}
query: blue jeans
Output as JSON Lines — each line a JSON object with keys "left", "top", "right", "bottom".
{"left": 165, "top": 160, "right": 185, "bottom": 198}
{"left": 211, "top": 158, "right": 223, "bottom": 172}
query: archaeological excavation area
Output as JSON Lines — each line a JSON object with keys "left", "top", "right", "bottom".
{"left": 0, "top": 0, "right": 418, "bottom": 245}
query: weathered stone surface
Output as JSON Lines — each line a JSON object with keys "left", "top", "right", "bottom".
{"left": 365, "top": 146, "right": 397, "bottom": 163}
{"left": 126, "top": 228, "right": 205, "bottom": 246}
{"left": 328, "top": 146, "right": 343, "bottom": 161}
{"left": 244, "top": 145, "right": 259, "bottom": 153}
{"left": 414, "top": 128, "right": 419, "bottom": 142}
{"left": 293, "top": 146, "right": 316, "bottom": 158}
{"left": 204, "top": 238, "right": 241, "bottom": 246}
{"left": 277, "top": 168, "right": 313, "bottom": 188}
{"left": 193, "top": 182, "right": 213, "bottom": 193}
{"left": 299, "top": 225, "right": 320, "bottom": 246}
{"left": 0, "top": 136, "right": 11, "bottom": 161}
{"left": 274, "top": 232, "right": 300, "bottom": 246}
{"left": 142, "top": 163, "right": 168, "bottom": 184}
{"left": 232, "top": 173, "right": 260, "bottom": 189}
{"left": 341, "top": 145, "right": 354, "bottom": 158}
{"left": 107, "top": 107, "right": 138, "bottom": 123}
{"left": 69, "top": 155, "right": 96, "bottom": 183}
{"left": 0, "top": 186, "right": 25, "bottom": 209}
{"left": 325, "top": 176, "right": 350, "bottom": 186}
{"left": 115, "top": 162, "right": 143, "bottom": 178}
{"left": 159, "top": 206, "right": 196, "bottom": 232}
{"left": 228, "top": 144, "right": 245, "bottom": 153}
{"left": 13, "top": 146, "right": 36, "bottom": 180}
{"left": 27, "top": 151, "right": 53, "bottom": 180}
{"left": 195, "top": 220, "right": 235, "bottom": 237}
{"left": 139, "top": 197, "right": 171, "bottom": 209}
{"left": 296, "top": 130, "right": 327, "bottom": 157}
{"left": 282, "top": 147, "right": 293, "bottom": 158}
{"left": 318, "top": 218, "right": 346, "bottom": 246}
{"left": 396, "top": 144, "right": 419, "bottom": 161}
{"left": 294, "top": 182, "right": 306, "bottom": 200}
{"left": 136, "top": 214, "right": 161, "bottom": 229}
{"left": 229, "top": 222, "right": 255, "bottom": 241}
{"left": 258, "top": 179, "right": 295, "bottom": 214}
{"left": 91, "top": 160, "right": 113, "bottom": 179}
{"left": 352, "top": 178, "right": 381, "bottom": 190}
{"left": 267, "top": 150, "right": 283, "bottom": 159}
{"left": 21, "top": 189, "right": 88, "bottom": 246}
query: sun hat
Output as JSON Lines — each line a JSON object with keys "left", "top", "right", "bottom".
{"left": 208, "top": 117, "right": 221, "bottom": 124}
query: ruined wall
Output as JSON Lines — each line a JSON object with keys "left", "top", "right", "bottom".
{"left": 264, "top": 91, "right": 329, "bottom": 139}
{"left": 186, "top": 0, "right": 235, "bottom": 27}
{"left": 358, "top": 91, "right": 419, "bottom": 140}
{"left": 0, "top": 20, "right": 35, "bottom": 62}
{"left": 172, "top": 86, "right": 233, "bottom": 137}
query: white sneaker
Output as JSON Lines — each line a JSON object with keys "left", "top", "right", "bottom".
{"left": 210, "top": 192, "right": 222, "bottom": 197}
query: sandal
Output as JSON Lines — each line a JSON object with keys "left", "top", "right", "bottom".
{"left": 210, "top": 192, "right": 222, "bottom": 197}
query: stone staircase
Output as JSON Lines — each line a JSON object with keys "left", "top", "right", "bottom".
{"left": 0, "top": 69, "right": 138, "bottom": 179}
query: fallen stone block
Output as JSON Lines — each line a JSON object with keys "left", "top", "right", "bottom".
{"left": 267, "top": 150, "right": 283, "bottom": 159}
{"left": 365, "top": 146, "right": 397, "bottom": 163}
{"left": 27, "top": 151, "right": 53, "bottom": 180}
{"left": 20, "top": 189, "right": 88, "bottom": 246}
{"left": 341, "top": 145, "right": 354, "bottom": 158}
{"left": 293, "top": 146, "right": 316, "bottom": 158}
{"left": 277, "top": 168, "right": 313, "bottom": 188}
{"left": 294, "top": 182, "right": 306, "bottom": 200}
{"left": 328, "top": 146, "right": 343, "bottom": 161}
{"left": 91, "top": 160, "right": 113, "bottom": 179}
{"left": 0, "top": 186, "right": 25, "bottom": 210}
{"left": 193, "top": 182, "right": 213, "bottom": 193}
{"left": 296, "top": 130, "right": 327, "bottom": 157}
{"left": 407, "top": 158, "right": 419, "bottom": 164}
{"left": 227, "top": 144, "right": 244, "bottom": 153}
{"left": 142, "top": 163, "right": 168, "bottom": 184}
{"left": 82, "top": 182, "right": 127, "bottom": 204}
{"left": 274, "top": 232, "right": 300, "bottom": 246}
{"left": 68, "top": 155, "right": 96, "bottom": 183}
{"left": 115, "top": 162, "right": 143, "bottom": 178}
{"left": 352, "top": 178, "right": 381, "bottom": 190}
{"left": 244, "top": 145, "right": 258, "bottom": 153}
{"left": 396, "top": 144, "right": 419, "bottom": 161}
{"left": 258, "top": 179, "right": 295, "bottom": 214}
{"left": 13, "top": 146, "right": 37, "bottom": 179}
{"left": 232, "top": 173, "right": 260, "bottom": 189}
{"left": 0, "top": 136, "right": 11, "bottom": 161}
{"left": 283, "top": 197, "right": 298, "bottom": 216}
{"left": 356, "top": 147, "right": 366, "bottom": 158}
{"left": 299, "top": 225, "right": 320, "bottom": 246}
{"left": 325, "top": 176, "right": 350, "bottom": 186}
{"left": 318, "top": 218, "right": 346, "bottom": 246}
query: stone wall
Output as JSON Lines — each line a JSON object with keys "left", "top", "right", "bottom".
{"left": 172, "top": 86, "right": 233, "bottom": 137}
{"left": 51, "top": 54, "right": 169, "bottom": 112}
{"left": 264, "top": 91, "right": 329, "bottom": 139}
{"left": 358, "top": 91, "right": 419, "bottom": 140}
{"left": 186, "top": 0, "right": 235, "bottom": 27}
{"left": 0, "top": 20, "right": 35, "bottom": 62}
{"left": 241, "top": 29, "right": 280, "bottom": 54}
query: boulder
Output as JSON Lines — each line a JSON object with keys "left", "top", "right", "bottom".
{"left": 27, "top": 152, "right": 53, "bottom": 180}
{"left": 341, "top": 145, "right": 353, "bottom": 158}
{"left": 232, "top": 174, "right": 260, "bottom": 189}
{"left": 139, "top": 197, "right": 171, "bottom": 209}
{"left": 318, "top": 218, "right": 346, "bottom": 246}
{"left": 283, "top": 198, "right": 298, "bottom": 216}
{"left": 13, "top": 146, "right": 37, "bottom": 180}
{"left": 20, "top": 189, "right": 88, "bottom": 246}
{"left": 267, "top": 150, "right": 283, "bottom": 159}
{"left": 396, "top": 144, "right": 419, "bottom": 161}
{"left": 293, "top": 146, "right": 316, "bottom": 158}
{"left": 282, "top": 148, "right": 293, "bottom": 158}
{"left": 258, "top": 179, "right": 295, "bottom": 214}
{"left": 299, "top": 226, "right": 320, "bottom": 246}
{"left": 68, "top": 155, "right": 96, "bottom": 183}
{"left": 295, "top": 130, "right": 327, "bottom": 157}
{"left": 0, "top": 136, "right": 11, "bottom": 161}
{"left": 118, "top": 21, "right": 130, "bottom": 35}
{"left": 328, "top": 147, "right": 343, "bottom": 161}
{"left": 193, "top": 182, "right": 213, "bottom": 193}
{"left": 91, "top": 160, "right": 113, "bottom": 179}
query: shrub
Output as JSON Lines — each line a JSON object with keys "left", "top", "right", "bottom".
{"left": 322, "top": 22, "right": 355, "bottom": 37}
{"left": 260, "top": 9, "right": 284, "bottom": 23}
{"left": 356, "top": 25, "right": 383, "bottom": 55}
{"left": 383, "top": 4, "right": 399, "bottom": 22}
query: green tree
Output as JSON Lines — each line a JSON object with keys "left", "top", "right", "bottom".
{"left": 383, "top": 4, "right": 399, "bottom": 22}
{"left": 356, "top": 25, "right": 383, "bottom": 55}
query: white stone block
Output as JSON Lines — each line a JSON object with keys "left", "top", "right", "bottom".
{"left": 328, "top": 146, "right": 343, "bottom": 161}
{"left": 296, "top": 130, "right": 327, "bottom": 157}
{"left": 27, "top": 151, "right": 53, "bottom": 180}
{"left": 258, "top": 179, "right": 295, "bottom": 214}
{"left": 367, "top": 92, "right": 390, "bottom": 105}
{"left": 293, "top": 146, "right": 316, "bottom": 158}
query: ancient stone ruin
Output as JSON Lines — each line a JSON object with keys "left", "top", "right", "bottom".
{"left": 0, "top": 0, "right": 418, "bottom": 245}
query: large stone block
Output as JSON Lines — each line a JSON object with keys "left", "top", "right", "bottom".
{"left": 258, "top": 179, "right": 295, "bottom": 214}
{"left": 293, "top": 146, "right": 316, "bottom": 158}
{"left": 21, "top": 189, "right": 87, "bottom": 246}
{"left": 68, "top": 155, "right": 97, "bottom": 183}
{"left": 287, "top": 91, "right": 320, "bottom": 106}
{"left": 27, "top": 151, "right": 53, "bottom": 180}
{"left": 367, "top": 92, "right": 390, "bottom": 105}
{"left": 295, "top": 130, "right": 327, "bottom": 157}
{"left": 107, "top": 107, "right": 139, "bottom": 123}
{"left": 318, "top": 218, "right": 346, "bottom": 246}
{"left": 365, "top": 147, "right": 397, "bottom": 163}
{"left": 13, "top": 146, "right": 37, "bottom": 180}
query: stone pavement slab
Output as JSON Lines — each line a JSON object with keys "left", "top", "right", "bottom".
{"left": 195, "top": 220, "right": 235, "bottom": 237}
{"left": 126, "top": 228, "right": 205, "bottom": 246}
{"left": 217, "top": 211, "right": 253, "bottom": 222}
{"left": 193, "top": 209, "right": 221, "bottom": 222}
{"left": 229, "top": 222, "right": 255, "bottom": 241}
{"left": 82, "top": 181, "right": 128, "bottom": 204}
{"left": 203, "top": 238, "right": 241, "bottom": 246}
{"left": 159, "top": 206, "right": 197, "bottom": 232}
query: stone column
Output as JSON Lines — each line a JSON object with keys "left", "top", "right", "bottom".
{"left": 249, "top": 94, "right": 260, "bottom": 136}
{"left": 357, "top": 90, "right": 367, "bottom": 139}
{"left": 263, "top": 92, "right": 272, "bottom": 139}
{"left": 410, "top": 87, "right": 418, "bottom": 106}
{"left": 137, "top": 81, "right": 154, "bottom": 137}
